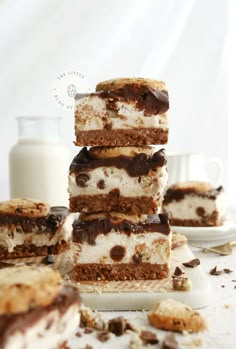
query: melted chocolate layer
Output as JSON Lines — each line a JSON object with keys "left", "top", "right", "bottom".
{"left": 70, "top": 147, "right": 166, "bottom": 177}
{"left": 0, "top": 207, "right": 69, "bottom": 234}
{"left": 164, "top": 186, "right": 223, "bottom": 205}
{"left": 75, "top": 84, "right": 169, "bottom": 116}
{"left": 0, "top": 286, "right": 81, "bottom": 348}
{"left": 73, "top": 213, "right": 170, "bottom": 245}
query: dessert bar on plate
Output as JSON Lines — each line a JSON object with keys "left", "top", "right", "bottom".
{"left": 74, "top": 77, "right": 169, "bottom": 146}
{"left": 0, "top": 265, "right": 82, "bottom": 349}
{"left": 163, "top": 181, "right": 226, "bottom": 226}
{"left": 69, "top": 146, "right": 168, "bottom": 214}
{"left": 72, "top": 212, "right": 172, "bottom": 281}
{"left": 0, "top": 198, "right": 73, "bottom": 258}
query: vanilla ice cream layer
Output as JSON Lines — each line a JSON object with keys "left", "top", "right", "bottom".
{"left": 0, "top": 214, "right": 73, "bottom": 252}
{"left": 74, "top": 231, "right": 171, "bottom": 265}
{"left": 69, "top": 166, "right": 168, "bottom": 198}
{"left": 3, "top": 303, "right": 80, "bottom": 349}
{"left": 75, "top": 95, "right": 168, "bottom": 131}
{"left": 164, "top": 194, "right": 226, "bottom": 221}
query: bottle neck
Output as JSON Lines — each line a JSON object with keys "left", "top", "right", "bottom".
{"left": 17, "top": 116, "right": 62, "bottom": 143}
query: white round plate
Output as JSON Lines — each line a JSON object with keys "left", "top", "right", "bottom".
{"left": 171, "top": 219, "right": 236, "bottom": 242}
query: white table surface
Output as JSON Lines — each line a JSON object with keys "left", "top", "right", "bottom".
{"left": 68, "top": 244, "right": 236, "bottom": 349}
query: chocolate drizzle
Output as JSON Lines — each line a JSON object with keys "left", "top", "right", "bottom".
{"left": 70, "top": 147, "right": 166, "bottom": 177}
{"left": 0, "top": 207, "right": 69, "bottom": 234}
{"left": 0, "top": 286, "right": 81, "bottom": 348}
{"left": 73, "top": 214, "right": 170, "bottom": 245}
{"left": 75, "top": 84, "right": 169, "bottom": 116}
{"left": 164, "top": 186, "right": 223, "bottom": 205}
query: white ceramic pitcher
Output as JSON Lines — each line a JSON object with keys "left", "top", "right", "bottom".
{"left": 167, "top": 153, "right": 224, "bottom": 187}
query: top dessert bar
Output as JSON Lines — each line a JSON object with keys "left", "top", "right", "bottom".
{"left": 162, "top": 181, "right": 226, "bottom": 226}
{"left": 74, "top": 77, "right": 169, "bottom": 146}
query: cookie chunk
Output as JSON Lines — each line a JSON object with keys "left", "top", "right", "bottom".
{"left": 148, "top": 298, "right": 207, "bottom": 332}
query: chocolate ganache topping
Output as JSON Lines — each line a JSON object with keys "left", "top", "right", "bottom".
{"left": 75, "top": 84, "right": 169, "bottom": 116}
{"left": 73, "top": 213, "right": 170, "bottom": 245}
{"left": 164, "top": 186, "right": 223, "bottom": 205}
{"left": 70, "top": 147, "right": 167, "bottom": 177}
{"left": 0, "top": 207, "right": 69, "bottom": 234}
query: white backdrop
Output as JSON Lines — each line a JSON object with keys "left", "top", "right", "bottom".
{"left": 0, "top": 0, "right": 235, "bottom": 206}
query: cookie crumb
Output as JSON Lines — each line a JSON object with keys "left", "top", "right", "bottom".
{"left": 162, "top": 333, "right": 178, "bottom": 349}
{"left": 96, "top": 331, "right": 111, "bottom": 342}
{"left": 129, "top": 334, "right": 142, "bottom": 349}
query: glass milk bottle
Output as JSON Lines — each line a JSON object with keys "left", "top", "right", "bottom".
{"left": 9, "top": 116, "right": 71, "bottom": 207}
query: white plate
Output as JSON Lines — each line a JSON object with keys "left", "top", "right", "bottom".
{"left": 171, "top": 219, "right": 236, "bottom": 242}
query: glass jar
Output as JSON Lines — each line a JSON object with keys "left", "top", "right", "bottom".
{"left": 9, "top": 116, "right": 71, "bottom": 206}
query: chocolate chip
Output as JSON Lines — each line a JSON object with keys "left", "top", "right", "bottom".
{"left": 196, "top": 207, "right": 205, "bottom": 217}
{"left": 75, "top": 332, "right": 82, "bottom": 337}
{"left": 108, "top": 316, "right": 126, "bottom": 336}
{"left": 104, "top": 123, "right": 112, "bottom": 130}
{"left": 41, "top": 255, "right": 55, "bottom": 265}
{"left": 76, "top": 173, "right": 90, "bottom": 187}
{"left": 221, "top": 285, "right": 225, "bottom": 288}
{"left": 110, "top": 245, "right": 126, "bottom": 262}
{"left": 224, "top": 268, "right": 233, "bottom": 274}
{"left": 173, "top": 266, "right": 184, "bottom": 276}
{"left": 210, "top": 266, "right": 223, "bottom": 275}
{"left": 15, "top": 207, "right": 23, "bottom": 214}
{"left": 96, "top": 331, "right": 111, "bottom": 342}
{"left": 182, "top": 258, "right": 200, "bottom": 268}
{"left": 162, "top": 333, "right": 179, "bottom": 349}
{"left": 140, "top": 330, "right": 159, "bottom": 344}
{"left": 97, "top": 180, "right": 105, "bottom": 189}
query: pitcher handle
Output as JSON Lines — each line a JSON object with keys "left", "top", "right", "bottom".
{"left": 205, "top": 157, "right": 224, "bottom": 187}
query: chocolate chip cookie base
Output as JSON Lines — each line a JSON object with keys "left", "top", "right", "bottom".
{"left": 74, "top": 263, "right": 169, "bottom": 281}
{"left": 70, "top": 194, "right": 162, "bottom": 214}
{"left": 170, "top": 214, "right": 224, "bottom": 227}
{"left": 0, "top": 240, "right": 70, "bottom": 259}
{"left": 74, "top": 128, "right": 168, "bottom": 146}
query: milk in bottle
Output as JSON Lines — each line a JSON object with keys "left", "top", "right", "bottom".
{"left": 9, "top": 116, "right": 70, "bottom": 206}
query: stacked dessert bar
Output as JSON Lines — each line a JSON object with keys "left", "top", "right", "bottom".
{"left": 68, "top": 78, "right": 172, "bottom": 281}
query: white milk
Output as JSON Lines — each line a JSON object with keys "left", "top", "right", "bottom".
{"left": 9, "top": 117, "right": 71, "bottom": 207}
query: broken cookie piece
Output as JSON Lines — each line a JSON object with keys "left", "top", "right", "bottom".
{"left": 148, "top": 298, "right": 207, "bottom": 332}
